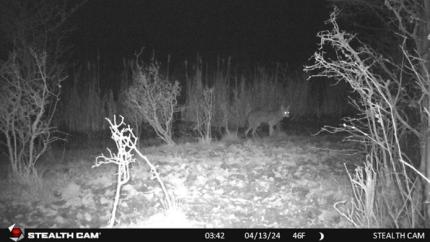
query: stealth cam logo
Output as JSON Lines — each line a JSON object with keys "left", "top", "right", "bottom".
{"left": 8, "top": 224, "right": 25, "bottom": 242}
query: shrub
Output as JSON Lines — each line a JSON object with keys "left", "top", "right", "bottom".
{"left": 123, "top": 58, "right": 180, "bottom": 145}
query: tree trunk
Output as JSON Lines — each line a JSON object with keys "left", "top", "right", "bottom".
{"left": 420, "top": 0, "right": 430, "bottom": 227}
{"left": 422, "top": 135, "right": 430, "bottom": 226}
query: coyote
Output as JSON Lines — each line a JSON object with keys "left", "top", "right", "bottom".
{"left": 245, "top": 105, "right": 290, "bottom": 137}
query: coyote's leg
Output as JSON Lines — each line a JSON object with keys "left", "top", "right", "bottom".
{"left": 245, "top": 127, "right": 251, "bottom": 137}
{"left": 269, "top": 125, "right": 274, "bottom": 136}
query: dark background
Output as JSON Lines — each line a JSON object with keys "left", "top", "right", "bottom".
{"left": 69, "top": 0, "right": 329, "bottom": 68}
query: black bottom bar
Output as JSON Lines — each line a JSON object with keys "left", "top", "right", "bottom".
{"left": 2, "top": 228, "right": 429, "bottom": 242}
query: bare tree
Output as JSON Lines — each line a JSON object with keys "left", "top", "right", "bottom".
{"left": 306, "top": 8, "right": 430, "bottom": 227}
{"left": 194, "top": 87, "right": 215, "bottom": 143}
{"left": 383, "top": 2, "right": 430, "bottom": 224}
{"left": 323, "top": 0, "right": 430, "bottom": 226}
{"left": 0, "top": 48, "right": 65, "bottom": 181}
{"left": 123, "top": 56, "right": 180, "bottom": 145}
{"left": 0, "top": 0, "right": 86, "bottom": 181}
{"left": 93, "top": 115, "right": 172, "bottom": 227}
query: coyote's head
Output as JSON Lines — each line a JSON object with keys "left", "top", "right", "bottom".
{"left": 280, "top": 105, "right": 290, "bottom": 118}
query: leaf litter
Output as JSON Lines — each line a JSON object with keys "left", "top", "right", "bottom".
{"left": 0, "top": 135, "right": 357, "bottom": 228}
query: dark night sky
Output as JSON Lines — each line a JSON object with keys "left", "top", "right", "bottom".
{"left": 70, "top": 0, "right": 329, "bottom": 68}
